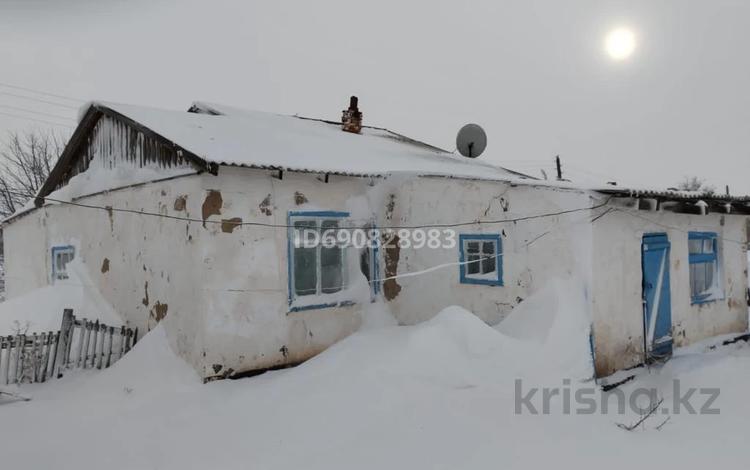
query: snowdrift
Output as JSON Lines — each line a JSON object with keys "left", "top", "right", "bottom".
{"left": 495, "top": 278, "right": 593, "bottom": 380}
{"left": 5, "top": 277, "right": 749, "bottom": 469}
{"left": 0, "top": 259, "right": 121, "bottom": 335}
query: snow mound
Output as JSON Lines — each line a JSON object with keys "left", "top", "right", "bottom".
{"left": 0, "top": 259, "right": 121, "bottom": 335}
{"left": 293, "top": 294, "right": 592, "bottom": 389}
{"left": 87, "top": 324, "right": 200, "bottom": 394}
{"left": 358, "top": 300, "right": 399, "bottom": 330}
{"left": 43, "top": 324, "right": 200, "bottom": 411}
{"left": 496, "top": 278, "right": 594, "bottom": 380}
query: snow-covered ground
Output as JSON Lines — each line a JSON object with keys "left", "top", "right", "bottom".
{"left": 0, "top": 259, "right": 120, "bottom": 335}
{"left": 1, "top": 278, "right": 748, "bottom": 469}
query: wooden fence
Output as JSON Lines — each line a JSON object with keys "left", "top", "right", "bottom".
{"left": 0, "top": 309, "right": 138, "bottom": 385}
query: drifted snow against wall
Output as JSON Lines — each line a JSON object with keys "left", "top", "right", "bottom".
{"left": 5, "top": 163, "right": 601, "bottom": 379}
{"left": 5, "top": 164, "right": 749, "bottom": 379}
{"left": 3, "top": 110, "right": 748, "bottom": 379}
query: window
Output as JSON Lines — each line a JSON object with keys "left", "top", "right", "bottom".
{"left": 51, "top": 246, "right": 75, "bottom": 280}
{"left": 459, "top": 234, "right": 503, "bottom": 286}
{"left": 288, "top": 211, "right": 350, "bottom": 309}
{"left": 688, "top": 232, "right": 722, "bottom": 304}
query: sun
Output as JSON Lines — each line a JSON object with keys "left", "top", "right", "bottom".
{"left": 605, "top": 28, "right": 636, "bottom": 61}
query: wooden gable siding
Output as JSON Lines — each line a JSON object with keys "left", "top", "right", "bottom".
{"left": 53, "top": 114, "right": 194, "bottom": 192}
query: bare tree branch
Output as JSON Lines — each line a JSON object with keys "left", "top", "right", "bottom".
{"left": 677, "top": 176, "right": 716, "bottom": 194}
{"left": 0, "top": 129, "right": 67, "bottom": 218}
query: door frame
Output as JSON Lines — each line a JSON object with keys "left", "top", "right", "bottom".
{"left": 641, "top": 233, "right": 673, "bottom": 363}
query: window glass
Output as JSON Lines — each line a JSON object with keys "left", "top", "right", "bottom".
{"left": 289, "top": 214, "right": 349, "bottom": 304}
{"left": 688, "top": 233, "right": 721, "bottom": 303}
{"left": 293, "top": 221, "right": 318, "bottom": 296}
{"left": 52, "top": 246, "right": 75, "bottom": 280}
{"left": 320, "top": 220, "right": 342, "bottom": 294}
{"left": 688, "top": 238, "right": 703, "bottom": 254}
{"left": 481, "top": 242, "right": 496, "bottom": 274}
{"left": 459, "top": 235, "right": 502, "bottom": 285}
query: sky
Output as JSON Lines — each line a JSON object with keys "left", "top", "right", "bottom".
{"left": 0, "top": 0, "right": 748, "bottom": 193}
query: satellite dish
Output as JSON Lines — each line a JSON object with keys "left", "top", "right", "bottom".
{"left": 456, "top": 123, "right": 487, "bottom": 158}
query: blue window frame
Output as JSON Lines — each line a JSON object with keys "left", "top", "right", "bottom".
{"left": 51, "top": 245, "right": 75, "bottom": 281}
{"left": 459, "top": 234, "right": 503, "bottom": 286}
{"left": 688, "top": 232, "right": 722, "bottom": 304}
{"left": 287, "top": 210, "right": 352, "bottom": 311}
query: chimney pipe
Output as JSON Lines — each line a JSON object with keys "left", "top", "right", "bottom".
{"left": 341, "top": 95, "right": 362, "bottom": 134}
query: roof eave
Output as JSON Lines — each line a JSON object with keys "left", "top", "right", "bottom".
{"left": 35, "top": 104, "right": 216, "bottom": 205}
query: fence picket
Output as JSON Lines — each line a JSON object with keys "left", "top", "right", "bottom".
{"left": 76, "top": 321, "right": 86, "bottom": 369}
{"left": 95, "top": 324, "right": 102, "bottom": 370}
{"left": 36, "top": 333, "right": 44, "bottom": 383}
{"left": 90, "top": 321, "right": 99, "bottom": 369}
{"left": 5, "top": 310, "right": 138, "bottom": 387}
{"left": 31, "top": 333, "right": 39, "bottom": 383}
{"left": 13, "top": 335, "right": 23, "bottom": 384}
{"left": 2, "top": 337, "right": 8, "bottom": 385}
{"left": 124, "top": 330, "right": 132, "bottom": 354}
{"left": 40, "top": 332, "right": 51, "bottom": 382}
{"left": 53, "top": 309, "right": 74, "bottom": 378}
{"left": 118, "top": 326, "right": 126, "bottom": 360}
{"left": 105, "top": 327, "right": 114, "bottom": 368}
{"left": 82, "top": 322, "right": 91, "bottom": 369}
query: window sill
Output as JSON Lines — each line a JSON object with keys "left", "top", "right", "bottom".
{"left": 691, "top": 294, "right": 724, "bottom": 305}
{"left": 460, "top": 278, "right": 504, "bottom": 286}
{"left": 288, "top": 300, "right": 356, "bottom": 313}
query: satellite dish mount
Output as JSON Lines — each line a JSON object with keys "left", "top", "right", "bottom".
{"left": 456, "top": 123, "right": 487, "bottom": 158}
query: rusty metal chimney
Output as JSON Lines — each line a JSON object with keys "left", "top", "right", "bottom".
{"left": 341, "top": 96, "right": 362, "bottom": 134}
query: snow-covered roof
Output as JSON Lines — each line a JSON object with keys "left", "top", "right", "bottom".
{"left": 97, "top": 101, "right": 531, "bottom": 182}
{"left": 594, "top": 186, "right": 750, "bottom": 203}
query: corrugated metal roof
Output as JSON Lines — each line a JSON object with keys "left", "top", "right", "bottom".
{"left": 595, "top": 186, "right": 750, "bottom": 202}
{"left": 95, "top": 101, "right": 535, "bottom": 183}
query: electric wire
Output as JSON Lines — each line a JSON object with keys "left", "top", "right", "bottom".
{"left": 0, "top": 92, "right": 79, "bottom": 110}
{"left": 0, "top": 111, "right": 73, "bottom": 129}
{"left": 0, "top": 104, "right": 75, "bottom": 123}
{"left": 0, "top": 82, "right": 83, "bottom": 103}
{"left": 9, "top": 188, "right": 613, "bottom": 231}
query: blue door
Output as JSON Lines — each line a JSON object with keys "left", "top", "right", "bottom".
{"left": 641, "top": 234, "right": 673, "bottom": 360}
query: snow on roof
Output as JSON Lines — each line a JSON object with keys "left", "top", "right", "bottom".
{"left": 594, "top": 185, "right": 750, "bottom": 202}
{"left": 99, "top": 101, "right": 530, "bottom": 182}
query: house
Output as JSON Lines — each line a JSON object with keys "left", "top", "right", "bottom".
{"left": 3, "top": 98, "right": 749, "bottom": 380}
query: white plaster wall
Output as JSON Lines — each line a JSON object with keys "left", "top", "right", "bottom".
{"left": 591, "top": 201, "right": 749, "bottom": 376}
{"left": 3, "top": 168, "right": 602, "bottom": 379}
{"left": 3, "top": 174, "right": 212, "bottom": 372}
{"left": 6, "top": 164, "right": 746, "bottom": 381}
{"left": 3, "top": 167, "right": 377, "bottom": 379}
{"left": 383, "top": 177, "right": 596, "bottom": 327}
{"left": 193, "top": 167, "right": 375, "bottom": 378}
{"left": 4, "top": 213, "right": 49, "bottom": 298}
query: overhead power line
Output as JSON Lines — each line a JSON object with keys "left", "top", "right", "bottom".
{"left": 0, "top": 104, "right": 75, "bottom": 122}
{"left": 0, "top": 82, "right": 83, "bottom": 103}
{"left": 0, "top": 92, "right": 79, "bottom": 110}
{"left": 5, "top": 188, "right": 611, "bottom": 230}
{"left": 0, "top": 111, "right": 73, "bottom": 128}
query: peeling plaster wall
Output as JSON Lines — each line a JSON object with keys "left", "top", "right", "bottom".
{"left": 4, "top": 167, "right": 374, "bottom": 379}
{"left": 4, "top": 174, "right": 209, "bottom": 373}
{"left": 5, "top": 162, "right": 748, "bottom": 381}
{"left": 194, "top": 167, "right": 370, "bottom": 378}
{"left": 383, "top": 177, "right": 596, "bottom": 327}
{"left": 591, "top": 202, "right": 749, "bottom": 377}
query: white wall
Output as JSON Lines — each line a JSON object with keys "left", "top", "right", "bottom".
{"left": 6, "top": 163, "right": 747, "bottom": 380}
{"left": 382, "top": 177, "right": 595, "bottom": 327}
{"left": 192, "top": 167, "right": 373, "bottom": 378}
{"left": 4, "top": 167, "right": 599, "bottom": 379}
{"left": 4, "top": 174, "right": 211, "bottom": 373}
{"left": 591, "top": 200, "right": 749, "bottom": 376}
